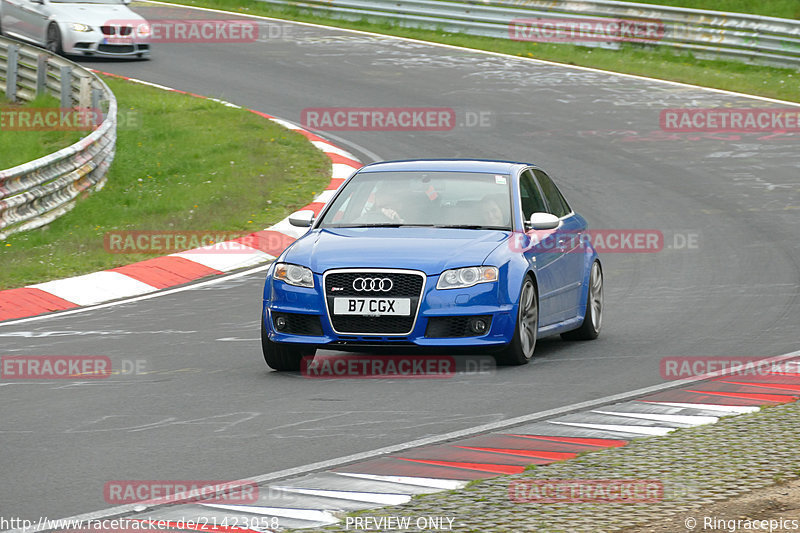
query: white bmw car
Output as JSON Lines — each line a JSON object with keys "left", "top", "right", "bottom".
{"left": 0, "top": 0, "right": 150, "bottom": 58}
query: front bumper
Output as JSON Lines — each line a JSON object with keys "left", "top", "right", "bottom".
{"left": 62, "top": 25, "right": 151, "bottom": 57}
{"left": 263, "top": 270, "right": 516, "bottom": 349}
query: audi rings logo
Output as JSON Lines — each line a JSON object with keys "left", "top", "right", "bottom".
{"left": 353, "top": 277, "right": 393, "bottom": 292}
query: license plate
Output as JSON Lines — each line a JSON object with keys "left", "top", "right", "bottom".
{"left": 104, "top": 37, "right": 132, "bottom": 45}
{"left": 333, "top": 297, "right": 411, "bottom": 316}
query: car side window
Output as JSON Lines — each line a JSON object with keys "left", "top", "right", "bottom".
{"left": 533, "top": 169, "right": 571, "bottom": 218}
{"left": 519, "top": 170, "right": 547, "bottom": 221}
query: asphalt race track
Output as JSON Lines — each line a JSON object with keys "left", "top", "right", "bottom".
{"left": 2, "top": 2, "right": 799, "bottom": 522}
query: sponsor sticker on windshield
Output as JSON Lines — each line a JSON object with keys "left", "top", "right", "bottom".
{"left": 495, "top": 175, "right": 507, "bottom": 184}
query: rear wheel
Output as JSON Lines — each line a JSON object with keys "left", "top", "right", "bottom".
{"left": 261, "top": 320, "right": 314, "bottom": 371}
{"left": 562, "top": 261, "right": 603, "bottom": 341}
{"left": 46, "top": 24, "right": 63, "bottom": 55}
{"left": 494, "top": 277, "right": 537, "bottom": 366}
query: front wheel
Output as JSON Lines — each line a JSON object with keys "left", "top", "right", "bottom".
{"left": 261, "top": 320, "right": 314, "bottom": 371}
{"left": 562, "top": 261, "right": 603, "bottom": 341}
{"left": 46, "top": 24, "right": 64, "bottom": 55}
{"left": 494, "top": 277, "right": 538, "bottom": 366}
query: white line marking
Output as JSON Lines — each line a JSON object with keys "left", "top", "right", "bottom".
{"left": 592, "top": 410, "right": 718, "bottom": 425}
{"left": 549, "top": 421, "right": 676, "bottom": 436}
{"left": 269, "top": 487, "right": 411, "bottom": 505}
{"left": 268, "top": 117, "right": 302, "bottom": 130}
{"left": 311, "top": 141, "right": 356, "bottom": 159}
{"left": 268, "top": 218, "right": 312, "bottom": 239}
{"left": 332, "top": 163, "right": 360, "bottom": 180}
{"left": 199, "top": 503, "right": 338, "bottom": 524}
{"left": 335, "top": 472, "right": 466, "bottom": 490}
{"left": 170, "top": 249, "right": 274, "bottom": 272}
{"left": 306, "top": 130, "right": 382, "bottom": 163}
{"left": 313, "top": 190, "right": 337, "bottom": 204}
{"left": 29, "top": 271, "right": 158, "bottom": 306}
{"left": 643, "top": 402, "right": 761, "bottom": 414}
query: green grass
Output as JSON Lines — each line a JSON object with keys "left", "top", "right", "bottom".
{"left": 0, "top": 75, "right": 331, "bottom": 289}
{"left": 0, "top": 94, "right": 86, "bottom": 169}
{"left": 628, "top": 0, "right": 800, "bottom": 19}
{"left": 157, "top": 0, "right": 800, "bottom": 103}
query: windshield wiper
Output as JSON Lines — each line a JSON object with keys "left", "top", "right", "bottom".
{"left": 334, "top": 223, "right": 434, "bottom": 228}
{"left": 432, "top": 225, "right": 508, "bottom": 230}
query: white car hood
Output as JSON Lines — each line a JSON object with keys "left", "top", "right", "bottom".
{"left": 47, "top": 3, "right": 146, "bottom": 26}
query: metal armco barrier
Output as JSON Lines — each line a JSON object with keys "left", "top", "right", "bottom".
{"left": 0, "top": 37, "right": 116, "bottom": 240}
{"left": 259, "top": 0, "right": 800, "bottom": 69}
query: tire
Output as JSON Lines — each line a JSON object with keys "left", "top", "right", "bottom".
{"left": 261, "top": 320, "right": 313, "bottom": 371}
{"left": 562, "top": 261, "right": 603, "bottom": 341}
{"left": 494, "top": 277, "right": 538, "bottom": 366}
{"left": 46, "top": 23, "right": 63, "bottom": 55}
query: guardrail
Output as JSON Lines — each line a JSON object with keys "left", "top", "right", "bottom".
{"left": 0, "top": 37, "right": 116, "bottom": 240}
{"left": 259, "top": 0, "right": 800, "bottom": 69}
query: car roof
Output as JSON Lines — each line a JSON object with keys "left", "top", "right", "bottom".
{"left": 357, "top": 159, "right": 531, "bottom": 174}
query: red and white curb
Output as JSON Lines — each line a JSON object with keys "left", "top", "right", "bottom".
{"left": 127, "top": 353, "right": 800, "bottom": 530}
{"left": 0, "top": 73, "right": 361, "bottom": 322}
{"left": 30, "top": 352, "right": 796, "bottom": 531}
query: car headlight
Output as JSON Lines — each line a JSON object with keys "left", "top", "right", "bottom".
{"left": 137, "top": 23, "right": 151, "bottom": 37}
{"left": 70, "top": 23, "right": 92, "bottom": 32}
{"left": 274, "top": 263, "right": 314, "bottom": 288}
{"left": 437, "top": 266, "right": 498, "bottom": 290}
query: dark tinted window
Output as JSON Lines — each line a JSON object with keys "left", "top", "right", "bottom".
{"left": 533, "top": 169, "right": 571, "bottom": 218}
{"left": 519, "top": 170, "right": 547, "bottom": 221}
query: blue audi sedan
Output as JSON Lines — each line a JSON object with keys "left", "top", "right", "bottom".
{"left": 261, "top": 160, "right": 602, "bottom": 371}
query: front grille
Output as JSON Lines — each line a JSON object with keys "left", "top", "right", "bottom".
{"left": 324, "top": 270, "right": 425, "bottom": 335}
{"left": 98, "top": 44, "right": 135, "bottom": 53}
{"left": 325, "top": 272, "right": 423, "bottom": 297}
{"left": 101, "top": 25, "right": 133, "bottom": 35}
{"left": 272, "top": 312, "right": 323, "bottom": 336}
{"left": 426, "top": 315, "right": 492, "bottom": 338}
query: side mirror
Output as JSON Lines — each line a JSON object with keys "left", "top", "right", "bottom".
{"left": 288, "top": 209, "right": 315, "bottom": 228}
{"left": 528, "top": 212, "right": 559, "bottom": 231}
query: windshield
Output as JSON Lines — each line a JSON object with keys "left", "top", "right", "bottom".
{"left": 317, "top": 170, "right": 513, "bottom": 230}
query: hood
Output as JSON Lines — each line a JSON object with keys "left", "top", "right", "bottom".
{"left": 48, "top": 4, "right": 146, "bottom": 26}
{"left": 283, "top": 227, "right": 509, "bottom": 276}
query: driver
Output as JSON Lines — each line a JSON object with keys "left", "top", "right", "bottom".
{"left": 371, "top": 187, "right": 405, "bottom": 223}
{"left": 480, "top": 196, "right": 507, "bottom": 227}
